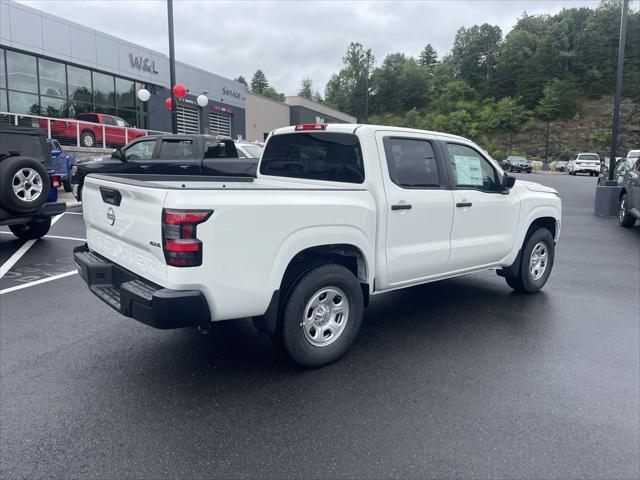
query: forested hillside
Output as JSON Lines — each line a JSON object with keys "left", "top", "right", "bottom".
{"left": 321, "top": 0, "right": 639, "bottom": 160}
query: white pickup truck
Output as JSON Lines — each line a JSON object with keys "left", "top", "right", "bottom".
{"left": 74, "top": 123, "right": 561, "bottom": 367}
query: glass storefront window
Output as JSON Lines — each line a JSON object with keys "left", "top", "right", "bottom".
{"left": 6, "top": 51, "right": 38, "bottom": 93}
{"left": 8, "top": 90, "right": 39, "bottom": 115}
{"left": 0, "top": 89, "right": 7, "bottom": 112}
{"left": 116, "top": 78, "right": 135, "bottom": 109}
{"left": 68, "top": 102, "right": 93, "bottom": 117}
{"left": 93, "top": 72, "right": 114, "bottom": 106}
{"left": 117, "top": 109, "right": 136, "bottom": 127}
{"left": 0, "top": 49, "right": 6, "bottom": 89}
{"left": 40, "top": 96, "right": 68, "bottom": 118}
{"left": 68, "top": 65, "right": 92, "bottom": 104}
{"left": 39, "top": 59, "right": 67, "bottom": 98}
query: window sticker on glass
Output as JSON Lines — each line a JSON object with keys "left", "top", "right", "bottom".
{"left": 453, "top": 155, "right": 483, "bottom": 186}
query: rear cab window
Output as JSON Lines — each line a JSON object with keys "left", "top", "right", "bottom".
{"left": 260, "top": 132, "right": 364, "bottom": 184}
{"left": 158, "top": 139, "right": 196, "bottom": 160}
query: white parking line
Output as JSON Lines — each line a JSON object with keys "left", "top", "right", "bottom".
{"left": 0, "top": 270, "right": 78, "bottom": 295}
{"left": 0, "top": 213, "right": 64, "bottom": 279}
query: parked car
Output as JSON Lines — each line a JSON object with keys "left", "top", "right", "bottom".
{"left": 41, "top": 113, "right": 146, "bottom": 148}
{"left": 0, "top": 125, "right": 66, "bottom": 239}
{"left": 598, "top": 158, "right": 637, "bottom": 186}
{"left": 568, "top": 153, "right": 600, "bottom": 176}
{"left": 235, "top": 142, "right": 263, "bottom": 159}
{"left": 555, "top": 161, "right": 568, "bottom": 172}
{"left": 73, "top": 123, "right": 562, "bottom": 368}
{"left": 70, "top": 134, "right": 255, "bottom": 201}
{"left": 618, "top": 156, "right": 640, "bottom": 227}
{"left": 47, "top": 138, "right": 76, "bottom": 192}
{"left": 626, "top": 149, "right": 640, "bottom": 161}
{"left": 505, "top": 155, "right": 532, "bottom": 173}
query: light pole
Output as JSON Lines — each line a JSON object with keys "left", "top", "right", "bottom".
{"left": 167, "top": 0, "right": 178, "bottom": 134}
{"left": 607, "top": 0, "right": 629, "bottom": 183}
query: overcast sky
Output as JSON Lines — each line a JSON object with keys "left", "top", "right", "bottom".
{"left": 18, "top": 0, "right": 601, "bottom": 95}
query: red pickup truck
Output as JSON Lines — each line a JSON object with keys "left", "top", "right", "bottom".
{"left": 40, "top": 113, "right": 146, "bottom": 148}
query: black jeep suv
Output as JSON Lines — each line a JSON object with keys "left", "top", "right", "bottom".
{"left": 0, "top": 125, "right": 66, "bottom": 239}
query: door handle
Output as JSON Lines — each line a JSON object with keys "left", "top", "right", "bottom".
{"left": 456, "top": 202, "right": 473, "bottom": 208}
{"left": 391, "top": 204, "right": 412, "bottom": 211}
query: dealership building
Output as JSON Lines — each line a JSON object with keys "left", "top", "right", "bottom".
{"left": 0, "top": 0, "right": 354, "bottom": 141}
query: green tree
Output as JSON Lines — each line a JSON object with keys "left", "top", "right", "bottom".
{"left": 419, "top": 44, "right": 438, "bottom": 70}
{"left": 250, "top": 70, "right": 269, "bottom": 95}
{"left": 369, "top": 53, "right": 431, "bottom": 114}
{"left": 312, "top": 91, "right": 324, "bottom": 103}
{"left": 262, "top": 86, "right": 285, "bottom": 102}
{"left": 324, "top": 42, "right": 374, "bottom": 121}
{"left": 298, "top": 78, "right": 313, "bottom": 99}
{"left": 451, "top": 24, "right": 502, "bottom": 89}
{"left": 536, "top": 80, "right": 562, "bottom": 160}
{"left": 234, "top": 76, "right": 247, "bottom": 86}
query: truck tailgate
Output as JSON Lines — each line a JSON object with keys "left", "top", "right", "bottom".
{"left": 83, "top": 175, "right": 168, "bottom": 285}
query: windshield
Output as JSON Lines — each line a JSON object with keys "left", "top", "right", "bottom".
{"left": 628, "top": 151, "right": 640, "bottom": 159}
{"left": 239, "top": 144, "right": 263, "bottom": 158}
{"left": 260, "top": 132, "right": 364, "bottom": 183}
{"left": 578, "top": 154, "right": 599, "bottom": 160}
{"left": 509, "top": 156, "right": 527, "bottom": 162}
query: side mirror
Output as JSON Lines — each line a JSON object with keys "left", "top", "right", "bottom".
{"left": 111, "top": 149, "right": 124, "bottom": 161}
{"left": 51, "top": 149, "right": 61, "bottom": 158}
{"left": 502, "top": 172, "right": 516, "bottom": 191}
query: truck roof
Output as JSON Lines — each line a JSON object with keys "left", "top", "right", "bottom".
{"left": 270, "top": 123, "right": 468, "bottom": 142}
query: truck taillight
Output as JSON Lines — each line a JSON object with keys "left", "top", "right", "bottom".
{"left": 50, "top": 175, "right": 61, "bottom": 188}
{"left": 162, "top": 209, "right": 212, "bottom": 267}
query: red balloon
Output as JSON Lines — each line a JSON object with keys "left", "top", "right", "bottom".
{"left": 172, "top": 83, "right": 187, "bottom": 98}
{"left": 164, "top": 97, "right": 173, "bottom": 110}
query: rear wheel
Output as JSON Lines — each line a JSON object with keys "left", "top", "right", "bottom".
{"left": 81, "top": 131, "right": 95, "bottom": 148}
{"left": 9, "top": 217, "right": 52, "bottom": 240}
{"left": 505, "top": 228, "right": 555, "bottom": 293}
{"left": 618, "top": 193, "right": 637, "bottom": 227}
{"left": 279, "top": 264, "right": 363, "bottom": 368}
{"left": 62, "top": 178, "right": 73, "bottom": 192}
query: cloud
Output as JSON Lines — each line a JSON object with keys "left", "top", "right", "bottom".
{"left": 18, "top": 0, "right": 599, "bottom": 95}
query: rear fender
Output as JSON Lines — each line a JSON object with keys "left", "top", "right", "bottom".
{"left": 267, "top": 225, "right": 374, "bottom": 294}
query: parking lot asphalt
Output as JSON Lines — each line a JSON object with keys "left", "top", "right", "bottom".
{"left": 1, "top": 174, "right": 638, "bottom": 479}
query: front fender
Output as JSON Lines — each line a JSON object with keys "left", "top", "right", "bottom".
{"left": 267, "top": 225, "right": 374, "bottom": 293}
{"left": 502, "top": 204, "right": 561, "bottom": 267}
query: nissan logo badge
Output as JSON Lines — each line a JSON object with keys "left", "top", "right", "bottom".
{"left": 106, "top": 207, "right": 116, "bottom": 226}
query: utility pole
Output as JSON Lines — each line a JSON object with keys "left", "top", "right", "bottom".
{"left": 364, "top": 50, "right": 370, "bottom": 123}
{"left": 167, "top": 0, "right": 178, "bottom": 134}
{"left": 608, "top": 0, "right": 629, "bottom": 182}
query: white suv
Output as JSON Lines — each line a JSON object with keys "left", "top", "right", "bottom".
{"left": 568, "top": 153, "right": 600, "bottom": 176}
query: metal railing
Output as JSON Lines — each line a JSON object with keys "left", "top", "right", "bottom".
{"left": 0, "top": 111, "right": 166, "bottom": 149}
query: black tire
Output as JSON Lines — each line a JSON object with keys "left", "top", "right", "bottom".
{"left": 63, "top": 178, "right": 73, "bottom": 192}
{"left": 618, "top": 193, "right": 637, "bottom": 228}
{"left": 81, "top": 131, "right": 96, "bottom": 148}
{"left": 0, "top": 156, "right": 51, "bottom": 214}
{"left": 9, "top": 217, "right": 51, "bottom": 240}
{"left": 505, "top": 228, "right": 555, "bottom": 294}
{"left": 279, "top": 264, "right": 364, "bottom": 368}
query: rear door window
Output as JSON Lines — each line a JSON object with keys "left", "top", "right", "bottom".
{"left": 0, "top": 132, "right": 46, "bottom": 160}
{"left": 260, "top": 132, "right": 364, "bottom": 183}
{"left": 383, "top": 137, "right": 440, "bottom": 188}
{"left": 158, "top": 139, "right": 196, "bottom": 160}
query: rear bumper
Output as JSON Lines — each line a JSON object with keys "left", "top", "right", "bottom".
{"left": 0, "top": 202, "right": 66, "bottom": 225}
{"left": 73, "top": 244, "right": 210, "bottom": 329}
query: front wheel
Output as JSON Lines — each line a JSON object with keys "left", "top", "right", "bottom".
{"left": 618, "top": 193, "right": 637, "bottom": 227}
{"left": 9, "top": 217, "right": 52, "bottom": 240}
{"left": 279, "top": 264, "right": 364, "bottom": 368}
{"left": 505, "top": 228, "right": 555, "bottom": 293}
